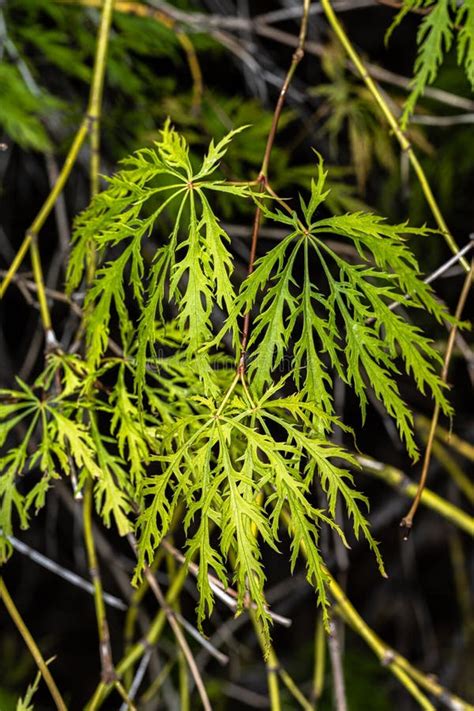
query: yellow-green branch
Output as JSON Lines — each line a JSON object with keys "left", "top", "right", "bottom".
{"left": 0, "top": 577, "right": 67, "bottom": 711}
{"left": 250, "top": 610, "right": 282, "bottom": 711}
{"left": 83, "top": 481, "right": 115, "bottom": 684}
{"left": 415, "top": 415, "right": 474, "bottom": 462}
{"left": 319, "top": 0, "right": 468, "bottom": 271}
{"left": 329, "top": 571, "right": 474, "bottom": 710}
{"left": 87, "top": 0, "right": 114, "bottom": 199}
{"left": 355, "top": 454, "right": 474, "bottom": 537}
{"left": 86, "top": 564, "right": 189, "bottom": 709}
{"left": 280, "top": 510, "right": 473, "bottom": 710}
{"left": 0, "top": 119, "right": 89, "bottom": 300}
{"left": 0, "top": 0, "right": 115, "bottom": 300}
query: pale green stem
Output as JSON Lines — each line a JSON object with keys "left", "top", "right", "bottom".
{"left": 30, "top": 236, "right": 53, "bottom": 335}
{"left": 250, "top": 610, "right": 281, "bottom": 711}
{"left": 279, "top": 666, "right": 314, "bottom": 711}
{"left": 86, "top": 564, "right": 189, "bottom": 709}
{"left": 0, "top": 577, "right": 67, "bottom": 711}
{"left": 312, "top": 611, "right": 326, "bottom": 708}
{"left": 83, "top": 481, "right": 115, "bottom": 685}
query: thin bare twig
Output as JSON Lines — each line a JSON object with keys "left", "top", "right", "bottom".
{"left": 7, "top": 534, "right": 127, "bottom": 610}
{"left": 412, "top": 113, "right": 474, "bottom": 126}
{"left": 0, "top": 270, "right": 83, "bottom": 316}
{"left": 161, "top": 538, "right": 291, "bottom": 627}
{"left": 401, "top": 259, "right": 474, "bottom": 535}
{"left": 127, "top": 535, "right": 212, "bottom": 711}
{"left": 118, "top": 649, "right": 152, "bottom": 711}
{"left": 239, "top": 0, "right": 311, "bottom": 372}
{"left": 327, "top": 618, "right": 348, "bottom": 711}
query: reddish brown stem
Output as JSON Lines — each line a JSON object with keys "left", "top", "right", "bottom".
{"left": 401, "top": 259, "right": 473, "bottom": 536}
{"left": 238, "top": 0, "right": 310, "bottom": 374}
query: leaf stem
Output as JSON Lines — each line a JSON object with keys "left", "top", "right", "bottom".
{"left": 355, "top": 454, "right": 473, "bottom": 535}
{"left": 0, "top": 577, "right": 67, "bottom": 711}
{"left": 83, "top": 480, "right": 116, "bottom": 684}
{"left": 401, "top": 259, "right": 473, "bottom": 535}
{"left": 86, "top": 564, "right": 189, "bottom": 709}
{"left": 319, "top": 0, "right": 469, "bottom": 271}
{"left": 238, "top": 0, "right": 311, "bottom": 371}
{"left": 216, "top": 371, "right": 240, "bottom": 417}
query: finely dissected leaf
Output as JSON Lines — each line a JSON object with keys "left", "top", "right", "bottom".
{"left": 254, "top": 396, "right": 384, "bottom": 576}
{"left": 134, "top": 389, "right": 381, "bottom": 643}
{"left": 247, "top": 241, "right": 300, "bottom": 391}
{"left": 457, "top": 0, "right": 474, "bottom": 88}
{"left": 193, "top": 125, "right": 250, "bottom": 180}
{"left": 218, "top": 428, "right": 273, "bottom": 637}
{"left": 84, "top": 245, "right": 135, "bottom": 365}
{"left": 229, "top": 157, "right": 452, "bottom": 459}
{"left": 0, "top": 356, "right": 139, "bottom": 559}
{"left": 16, "top": 671, "right": 42, "bottom": 711}
{"left": 403, "top": 0, "right": 453, "bottom": 126}
{"left": 91, "top": 451, "right": 133, "bottom": 537}
{"left": 0, "top": 387, "right": 41, "bottom": 559}
{"left": 68, "top": 121, "right": 250, "bottom": 392}
{"left": 3, "top": 122, "right": 459, "bottom": 652}
{"left": 386, "top": 0, "right": 474, "bottom": 124}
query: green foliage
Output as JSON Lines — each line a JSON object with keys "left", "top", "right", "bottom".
{"left": 67, "top": 120, "right": 251, "bottom": 392}
{"left": 0, "top": 354, "right": 137, "bottom": 561}
{"left": 312, "top": 40, "right": 397, "bottom": 192}
{"left": 221, "top": 156, "right": 452, "bottom": 458}
{"left": 1, "top": 123, "right": 455, "bottom": 650}
{"left": 0, "top": 64, "right": 61, "bottom": 152}
{"left": 387, "top": 0, "right": 474, "bottom": 126}
{"left": 311, "top": 38, "right": 433, "bottom": 195}
{"left": 2, "top": 0, "right": 211, "bottom": 158}
{"left": 457, "top": 0, "right": 474, "bottom": 88}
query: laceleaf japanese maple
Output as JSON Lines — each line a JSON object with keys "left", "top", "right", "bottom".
{"left": 0, "top": 1, "right": 473, "bottom": 709}
{"left": 1, "top": 122, "right": 455, "bottom": 644}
